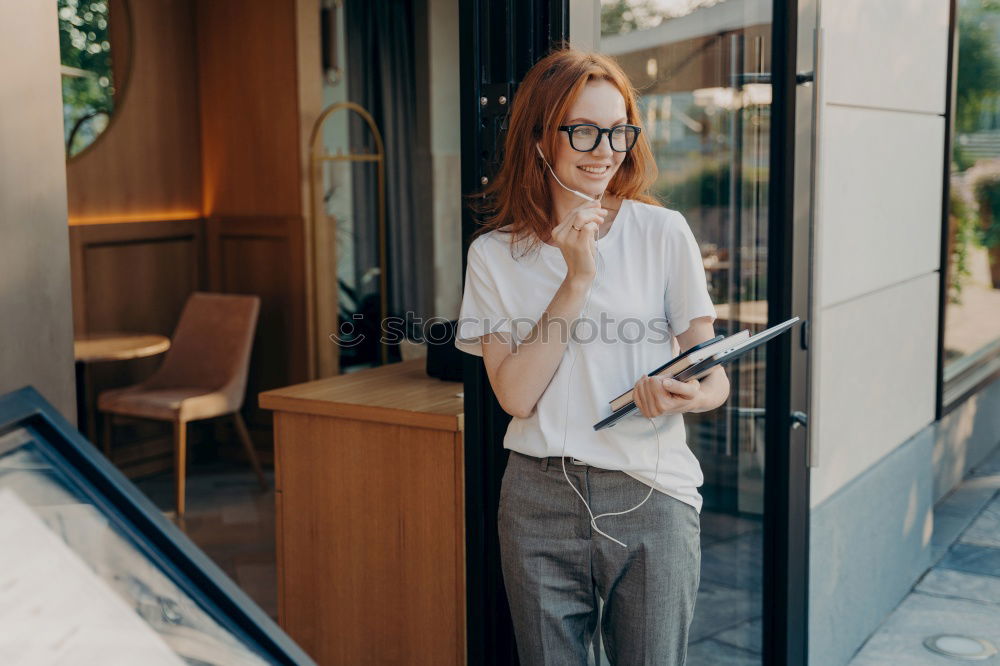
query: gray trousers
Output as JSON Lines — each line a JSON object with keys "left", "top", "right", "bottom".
{"left": 498, "top": 450, "right": 701, "bottom": 666}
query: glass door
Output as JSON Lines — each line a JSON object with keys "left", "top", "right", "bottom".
{"left": 586, "top": 2, "right": 778, "bottom": 663}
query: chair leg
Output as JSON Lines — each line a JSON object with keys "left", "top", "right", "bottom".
{"left": 174, "top": 421, "right": 187, "bottom": 519}
{"left": 102, "top": 412, "right": 113, "bottom": 460}
{"left": 233, "top": 412, "right": 268, "bottom": 490}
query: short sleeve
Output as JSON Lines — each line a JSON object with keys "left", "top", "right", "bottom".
{"left": 454, "top": 239, "right": 512, "bottom": 357}
{"left": 664, "top": 211, "right": 717, "bottom": 337}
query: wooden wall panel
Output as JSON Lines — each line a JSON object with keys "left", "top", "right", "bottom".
{"left": 196, "top": 0, "right": 302, "bottom": 217}
{"left": 84, "top": 237, "right": 200, "bottom": 335}
{"left": 206, "top": 216, "right": 308, "bottom": 425}
{"left": 70, "top": 220, "right": 205, "bottom": 337}
{"left": 196, "top": 0, "right": 309, "bottom": 418}
{"left": 65, "top": 0, "right": 202, "bottom": 221}
{"left": 68, "top": 219, "right": 206, "bottom": 476}
{"left": 65, "top": 0, "right": 310, "bottom": 460}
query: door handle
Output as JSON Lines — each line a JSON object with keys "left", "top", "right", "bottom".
{"left": 730, "top": 71, "right": 814, "bottom": 86}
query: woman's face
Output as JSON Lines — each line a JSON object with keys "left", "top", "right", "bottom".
{"left": 551, "top": 78, "right": 629, "bottom": 199}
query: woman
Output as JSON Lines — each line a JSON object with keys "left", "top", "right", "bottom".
{"left": 455, "top": 48, "right": 730, "bottom": 665}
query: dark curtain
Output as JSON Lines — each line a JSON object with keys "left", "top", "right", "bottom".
{"left": 345, "top": 0, "right": 434, "bottom": 331}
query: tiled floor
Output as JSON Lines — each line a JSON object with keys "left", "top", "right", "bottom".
{"left": 133, "top": 461, "right": 279, "bottom": 621}
{"left": 849, "top": 444, "right": 1000, "bottom": 665}
{"left": 686, "top": 515, "right": 764, "bottom": 666}
{"left": 135, "top": 458, "right": 767, "bottom": 664}
{"left": 127, "top": 446, "right": 1000, "bottom": 666}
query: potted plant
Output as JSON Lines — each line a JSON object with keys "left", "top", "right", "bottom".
{"left": 947, "top": 185, "right": 975, "bottom": 304}
{"left": 971, "top": 163, "right": 1000, "bottom": 289}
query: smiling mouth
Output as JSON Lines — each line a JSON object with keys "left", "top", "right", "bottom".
{"left": 578, "top": 165, "right": 610, "bottom": 175}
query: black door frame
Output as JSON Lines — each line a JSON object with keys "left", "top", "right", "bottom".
{"left": 764, "top": 0, "right": 810, "bottom": 664}
{"left": 458, "top": 3, "right": 569, "bottom": 663}
{"left": 458, "top": 2, "right": 808, "bottom": 663}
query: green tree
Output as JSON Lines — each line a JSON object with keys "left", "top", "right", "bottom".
{"left": 58, "top": 0, "right": 116, "bottom": 155}
{"left": 600, "top": 0, "right": 658, "bottom": 37}
{"left": 956, "top": 1, "right": 1000, "bottom": 134}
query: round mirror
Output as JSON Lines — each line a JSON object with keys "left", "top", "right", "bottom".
{"left": 58, "top": 0, "right": 133, "bottom": 159}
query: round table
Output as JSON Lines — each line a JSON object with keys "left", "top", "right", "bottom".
{"left": 74, "top": 333, "right": 171, "bottom": 445}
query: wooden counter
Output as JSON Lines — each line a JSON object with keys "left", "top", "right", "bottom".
{"left": 259, "top": 359, "right": 465, "bottom": 665}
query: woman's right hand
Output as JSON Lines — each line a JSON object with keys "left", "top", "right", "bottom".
{"left": 549, "top": 199, "right": 607, "bottom": 283}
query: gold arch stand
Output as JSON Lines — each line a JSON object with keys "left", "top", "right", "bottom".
{"left": 306, "top": 102, "right": 388, "bottom": 378}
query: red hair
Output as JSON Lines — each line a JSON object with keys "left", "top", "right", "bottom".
{"left": 468, "top": 48, "right": 659, "bottom": 256}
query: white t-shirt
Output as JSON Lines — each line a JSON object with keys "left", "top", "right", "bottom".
{"left": 454, "top": 199, "right": 718, "bottom": 513}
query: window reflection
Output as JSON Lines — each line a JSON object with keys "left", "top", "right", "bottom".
{"left": 945, "top": 0, "right": 1000, "bottom": 389}
{"left": 598, "top": 2, "right": 772, "bottom": 663}
{"left": 58, "top": 0, "right": 131, "bottom": 159}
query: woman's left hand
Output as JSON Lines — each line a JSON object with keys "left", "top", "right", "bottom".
{"left": 633, "top": 374, "right": 702, "bottom": 418}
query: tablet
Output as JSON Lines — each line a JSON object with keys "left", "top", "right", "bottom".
{"left": 593, "top": 317, "right": 801, "bottom": 431}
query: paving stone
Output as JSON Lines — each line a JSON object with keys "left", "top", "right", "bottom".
{"left": 915, "top": 568, "right": 1000, "bottom": 607}
{"left": 939, "top": 542, "right": 1000, "bottom": 579}
{"left": 687, "top": 638, "right": 760, "bottom": 666}
{"left": 959, "top": 494, "right": 1000, "bottom": 549}
{"left": 700, "top": 510, "right": 762, "bottom": 546}
{"left": 850, "top": 593, "right": 1000, "bottom": 665}
{"left": 689, "top": 580, "right": 760, "bottom": 644}
{"left": 713, "top": 616, "right": 763, "bottom": 654}
{"left": 700, "top": 531, "right": 763, "bottom": 591}
{"left": 849, "top": 444, "right": 1000, "bottom": 665}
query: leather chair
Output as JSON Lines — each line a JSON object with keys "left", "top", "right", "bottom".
{"left": 98, "top": 292, "right": 267, "bottom": 518}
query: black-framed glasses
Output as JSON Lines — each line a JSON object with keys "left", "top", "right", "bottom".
{"left": 558, "top": 123, "right": 641, "bottom": 152}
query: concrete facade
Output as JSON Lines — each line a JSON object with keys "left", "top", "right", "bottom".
{"left": 0, "top": 1, "right": 77, "bottom": 422}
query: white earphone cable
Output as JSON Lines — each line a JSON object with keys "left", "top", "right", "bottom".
{"left": 537, "top": 145, "right": 664, "bottom": 549}
{"left": 558, "top": 238, "right": 662, "bottom": 549}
